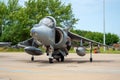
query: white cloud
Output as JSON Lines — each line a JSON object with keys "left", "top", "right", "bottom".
{"left": 18, "top": 0, "right": 28, "bottom": 6}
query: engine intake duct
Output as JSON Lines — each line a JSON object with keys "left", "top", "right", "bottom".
{"left": 55, "top": 28, "right": 63, "bottom": 44}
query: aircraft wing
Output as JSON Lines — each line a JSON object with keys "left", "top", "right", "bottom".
{"left": 0, "top": 42, "right": 11, "bottom": 47}
{"left": 15, "top": 38, "right": 40, "bottom": 48}
{"left": 68, "top": 31, "right": 103, "bottom": 45}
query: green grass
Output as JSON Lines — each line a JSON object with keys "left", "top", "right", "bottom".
{"left": 0, "top": 47, "right": 120, "bottom": 54}
{"left": 100, "top": 47, "right": 120, "bottom": 54}
{"left": 0, "top": 47, "right": 24, "bottom": 52}
{"left": 69, "top": 47, "right": 120, "bottom": 54}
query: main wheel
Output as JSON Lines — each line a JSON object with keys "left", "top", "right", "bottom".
{"left": 49, "top": 58, "right": 53, "bottom": 63}
{"left": 60, "top": 55, "right": 64, "bottom": 62}
{"left": 56, "top": 58, "right": 60, "bottom": 62}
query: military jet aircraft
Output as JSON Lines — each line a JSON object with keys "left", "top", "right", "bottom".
{"left": 17, "top": 16, "right": 104, "bottom": 63}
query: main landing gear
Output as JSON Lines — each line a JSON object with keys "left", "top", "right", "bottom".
{"left": 49, "top": 58, "right": 53, "bottom": 63}
{"left": 55, "top": 54, "right": 64, "bottom": 62}
{"left": 49, "top": 53, "right": 65, "bottom": 63}
{"left": 60, "top": 54, "right": 64, "bottom": 62}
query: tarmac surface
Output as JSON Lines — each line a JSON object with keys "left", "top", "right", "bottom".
{"left": 0, "top": 52, "right": 120, "bottom": 80}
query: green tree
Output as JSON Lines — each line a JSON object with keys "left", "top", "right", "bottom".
{"left": 0, "top": 2, "right": 7, "bottom": 37}
{"left": 1, "top": 0, "right": 78, "bottom": 44}
{"left": 71, "top": 29, "right": 119, "bottom": 45}
{"left": 1, "top": 0, "right": 23, "bottom": 43}
{"left": 25, "top": 0, "right": 78, "bottom": 27}
{"left": 106, "top": 33, "right": 119, "bottom": 45}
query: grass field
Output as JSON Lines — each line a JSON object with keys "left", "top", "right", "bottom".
{"left": 100, "top": 47, "right": 120, "bottom": 54}
{"left": 0, "top": 47, "right": 24, "bottom": 52}
{"left": 0, "top": 47, "right": 120, "bottom": 54}
{"left": 69, "top": 47, "right": 120, "bottom": 54}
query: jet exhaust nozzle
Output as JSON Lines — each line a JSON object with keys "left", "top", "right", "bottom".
{"left": 24, "top": 46, "right": 42, "bottom": 56}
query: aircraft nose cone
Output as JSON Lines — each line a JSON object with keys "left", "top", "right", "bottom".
{"left": 31, "top": 28, "right": 35, "bottom": 33}
{"left": 30, "top": 28, "right": 38, "bottom": 37}
{"left": 30, "top": 25, "right": 55, "bottom": 46}
{"left": 30, "top": 28, "right": 34, "bottom": 36}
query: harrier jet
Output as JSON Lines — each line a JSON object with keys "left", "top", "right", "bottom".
{"left": 17, "top": 16, "right": 103, "bottom": 63}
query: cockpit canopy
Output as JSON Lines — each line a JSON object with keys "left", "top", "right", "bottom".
{"left": 39, "top": 16, "right": 56, "bottom": 28}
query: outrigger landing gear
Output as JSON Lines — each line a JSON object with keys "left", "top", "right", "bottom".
{"left": 56, "top": 58, "right": 60, "bottom": 62}
{"left": 31, "top": 55, "right": 34, "bottom": 61}
{"left": 90, "top": 58, "right": 93, "bottom": 62}
{"left": 90, "top": 42, "right": 93, "bottom": 62}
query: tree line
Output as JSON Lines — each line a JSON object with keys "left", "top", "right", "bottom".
{"left": 0, "top": 0, "right": 78, "bottom": 44}
{"left": 71, "top": 29, "right": 119, "bottom": 45}
{"left": 0, "top": 0, "right": 119, "bottom": 45}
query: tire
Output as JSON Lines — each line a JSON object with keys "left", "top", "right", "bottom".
{"left": 90, "top": 58, "right": 93, "bottom": 62}
{"left": 60, "top": 54, "right": 64, "bottom": 62}
{"left": 49, "top": 58, "right": 53, "bottom": 63}
{"left": 56, "top": 58, "right": 60, "bottom": 62}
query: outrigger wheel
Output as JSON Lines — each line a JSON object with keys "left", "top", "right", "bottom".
{"left": 31, "top": 56, "right": 34, "bottom": 61}
{"left": 90, "top": 58, "right": 93, "bottom": 62}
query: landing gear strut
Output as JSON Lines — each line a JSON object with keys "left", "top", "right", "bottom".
{"left": 90, "top": 42, "right": 93, "bottom": 62}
